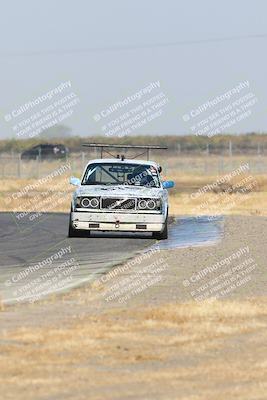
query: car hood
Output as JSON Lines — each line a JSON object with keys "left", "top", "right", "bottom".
{"left": 75, "top": 185, "right": 164, "bottom": 198}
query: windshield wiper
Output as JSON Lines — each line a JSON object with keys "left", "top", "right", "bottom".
{"left": 83, "top": 182, "right": 122, "bottom": 186}
{"left": 82, "top": 181, "right": 106, "bottom": 185}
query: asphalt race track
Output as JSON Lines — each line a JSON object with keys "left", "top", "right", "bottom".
{"left": 0, "top": 212, "right": 225, "bottom": 304}
{"left": 0, "top": 212, "right": 155, "bottom": 304}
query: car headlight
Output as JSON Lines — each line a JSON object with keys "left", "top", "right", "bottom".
{"left": 137, "top": 198, "right": 161, "bottom": 211}
{"left": 76, "top": 197, "right": 100, "bottom": 209}
{"left": 138, "top": 199, "right": 147, "bottom": 209}
{"left": 147, "top": 199, "right": 156, "bottom": 209}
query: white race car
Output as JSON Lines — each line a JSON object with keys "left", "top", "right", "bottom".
{"left": 68, "top": 144, "right": 174, "bottom": 240}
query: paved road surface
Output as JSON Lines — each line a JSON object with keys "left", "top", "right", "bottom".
{"left": 0, "top": 212, "right": 225, "bottom": 304}
{"left": 0, "top": 212, "right": 155, "bottom": 303}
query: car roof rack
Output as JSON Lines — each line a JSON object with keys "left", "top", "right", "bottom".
{"left": 82, "top": 143, "right": 168, "bottom": 160}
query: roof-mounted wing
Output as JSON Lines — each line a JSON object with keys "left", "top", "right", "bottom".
{"left": 82, "top": 143, "right": 168, "bottom": 160}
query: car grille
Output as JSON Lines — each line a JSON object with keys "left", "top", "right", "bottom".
{"left": 101, "top": 197, "right": 136, "bottom": 210}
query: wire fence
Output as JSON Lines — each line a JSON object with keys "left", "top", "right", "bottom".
{"left": 0, "top": 152, "right": 266, "bottom": 179}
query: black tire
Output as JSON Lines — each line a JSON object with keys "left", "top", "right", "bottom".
{"left": 68, "top": 213, "right": 90, "bottom": 237}
{"left": 68, "top": 214, "right": 78, "bottom": 237}
{"left": 152, "top": 220, "right": 168, "bottom": 240}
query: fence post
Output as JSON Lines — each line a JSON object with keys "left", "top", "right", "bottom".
{"left": 82, "top": 152, "right": 85, "bottom": 169}
{"left": 229, "top": 140, "right": 232, "bottom": 157}
{"left": 17, "top": 154, "right": 21, "bottom": 178}
{"left": 176, "top": 143, "right": 181, "bottom": 154}
{"left": 36, "top": 156, "right": 40, "bottom": 179}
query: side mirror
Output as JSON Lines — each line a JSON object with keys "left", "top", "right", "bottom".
{"left": 70, "top": 177, "right": 81, "bottom": 186}
{"left": 162, "top": 180, "right": 175, "bottom": 189}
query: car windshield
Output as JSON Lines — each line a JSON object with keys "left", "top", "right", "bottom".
{"left": 82, "top": 162, "right": 160, "bottom": 187}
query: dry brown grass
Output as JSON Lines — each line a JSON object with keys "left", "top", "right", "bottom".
{"left": 0, "top": 171, "right": 266, "bottom": 216}
{"left": 170, "top": 191, "right": 267, "bottom": 216}
{"left": 1, "top": 298, "right": 267, "bottom": 399}
{"left": 0, "top": 177, "right": 73, "bottom": 213}
{"left": 0, "top": 155, "right": 266, "bottom": 215}
{"left": 168, "top": 172, "right": 267, "bottom": 216}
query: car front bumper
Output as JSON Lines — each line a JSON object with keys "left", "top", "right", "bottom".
{"left": 71, "top": 211, "right": 166, "bottom": 232}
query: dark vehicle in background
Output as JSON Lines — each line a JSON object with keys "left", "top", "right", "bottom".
{"left": 21, "top": 144, "right": 69, "bottom": 160}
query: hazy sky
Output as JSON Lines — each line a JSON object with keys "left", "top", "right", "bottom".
{"left": 0, "top": 0, "right": 266, "bottom": 138}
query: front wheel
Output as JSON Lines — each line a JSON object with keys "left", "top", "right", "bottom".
{"left": 68, "top": 214, "right": 79, "bottom": 237}
{"left": 68, "top": 213, "right": 90, "bottom": 237}
{"left": 152, "top": 221, "right": 168, "bottom": 240}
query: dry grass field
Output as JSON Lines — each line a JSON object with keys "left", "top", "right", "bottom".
{"left": 1, "top": 298, "right": 267, "bottom": 399}
{"left": 0, "top": 155, "right": 266, "bottom": 216}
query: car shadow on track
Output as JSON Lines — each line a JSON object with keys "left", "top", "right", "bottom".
{"left": 68, "top": 231, "right": 154, "bottom": 240}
